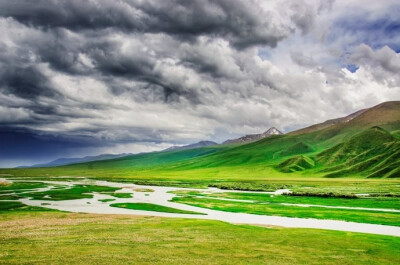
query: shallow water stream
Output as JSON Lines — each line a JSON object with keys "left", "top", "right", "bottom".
{"left": 2, "top": 178, "right": 400, "bottom": 237}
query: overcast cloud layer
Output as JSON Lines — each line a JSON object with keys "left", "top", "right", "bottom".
{"left": 1, "top": 0, "right": 399, "bottom": 167}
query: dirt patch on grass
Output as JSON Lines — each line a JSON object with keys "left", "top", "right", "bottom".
{"left": 0, "top": 181, "right": 11, "bottom": 186}
{"left": 0, "top": 212, "right": 150, "bottom": 229}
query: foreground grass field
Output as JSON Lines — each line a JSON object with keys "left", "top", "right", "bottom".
{"left": 0, "top": 78, "right": 399, "bottom": 265}
{"left": 1, "top": 210, "right": 399, "bottom": 265}
{"left": 0, "top": 102, "right": 398, "bottom": 263}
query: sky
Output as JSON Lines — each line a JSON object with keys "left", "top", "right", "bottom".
{"left": 0, "top": 0, "right": 400, "bottom": 167}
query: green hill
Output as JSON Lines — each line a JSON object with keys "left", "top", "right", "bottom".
{"left": 276, "top": 155, "right": 315, "bottom": 173}
{"left": 290, "top": 101, "right": 400, "bottom": 136}
{"left": 316, "top": 126, "right": 396, "bottom": 165}
{"left": 2, "top": 101, "right": 399, "bottom": 180}
{"left": 315, "top": 127, "right": 400, "bottom": 178}
{"left": 167, "top": 101, "right": 400, "bottom": 176}
{"left": 275, "top": 126, "right": 400, "bottom": 178}
{"left": 65, "top": 145, "right": 227, "bottom": 170}
{"left": 279, "top": 142, "right": 313, "bottom": 157}
{"left": 316, "top": 127, "right": 400, "bottom": 177}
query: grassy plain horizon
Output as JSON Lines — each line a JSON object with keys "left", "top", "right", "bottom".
{"left": 1, "top": 1, "right": 400, "bottom": 263}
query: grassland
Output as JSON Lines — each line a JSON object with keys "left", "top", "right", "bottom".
{"left": 1, "top": 178, "right": 398, "bottom": 227}
{"left": 1, "top": 102, "right": 399, "bottom": 184}
{"left": 103, "top": 192, "right": 132, "bottom": 198}
{"left": 0, "top": 102, "right": 399, "bottom": 264}
{"left": 171, "top": 196, "right": 400, "bottom": 226}
{"left": 110, "top": 202, "right": 204, "bottom": 214}
{"left": 171, "top": 191, "right": 400, "bottom": 210}
{"left": 0, "top": 201, "right": 56, "bottom": 213}
{"left": 24, "top": 185, "right": 119, "bottom": 201}
{"left": 0, "top": 182, "right": 48, "bottom": 193}
{"left": 4, "top": 176, "right": 398, "bottom": 198}
{"left": 98, "top": 198, "right": 116, "bottom": 203}
{"left": 1, "top": 126, "right": 398, "bottom": 184}
{"left": 1, "top": 210, "right": 399, "bottom": 265}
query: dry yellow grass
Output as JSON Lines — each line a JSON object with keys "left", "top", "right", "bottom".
{"left": 0, "top": 181, "right": 11, "bottom": 186}
{"left": 0, "top": 211, "right": 399, "bottom": 265}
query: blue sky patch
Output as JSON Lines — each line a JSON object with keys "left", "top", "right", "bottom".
{"left": 346, "top": 64, "right": 359, "bottom": 73}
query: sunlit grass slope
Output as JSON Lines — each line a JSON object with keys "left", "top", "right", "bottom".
{"left": 1, "top": 101, "right": 399, "bottom": 180}
{"left": 1, "top": 211, "right": 399, "bottom": 265}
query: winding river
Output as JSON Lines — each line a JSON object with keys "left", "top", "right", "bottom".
{"left": 2, "top": 178, "right": 400, "bottom": 237}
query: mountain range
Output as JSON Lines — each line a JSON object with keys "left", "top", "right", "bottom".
{"left": 17, "top": 153, "right": 132, "bottom": 168}
{"left": 20, "top": 128, "right": 282, "bottom": 168}
{"left": 223, "top": 127, "right": 283, "bottom": 144}
{"left": 163, "top": 141, "right": 218, "bottom": 152}
{"left": 289, "top": 108, "right": 368, "bottom": 135}
{"left": 7, "top": 101, "right": 400, "bottom": 178}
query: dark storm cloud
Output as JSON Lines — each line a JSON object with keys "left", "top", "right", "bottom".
{"left": 289, "top": 0, "right": 315, "bottom": 35}
{"left": 0, "top": 0, "right": 292, "bottom": 108}
{"left": 0, "top": 62, "right": 97, "bottom": 124}
{"left": 36, "top": 35, "right": 81, "bottom": 74}
{"left": 0, "top": 66, "right": 57, "bottom": 99}
{"left": 90, "top": 43, "right": 201, "bottom": 104}
{"left": 0, "top": 0, "right": 286, "bottom": 106}
{"left": 0, "top": 127, "right": 107, "bottom": 167}
{"left": 0, "top": 0, "right": 288, "bottom": 49}
{"left": 179, "top": 48, "right": 230, "bottom": 79}
{"left": 91, "top": 48, "right": 154, "bottom": 78}
{"left": 1, "top": 0, "right": 399, "bottom": 168}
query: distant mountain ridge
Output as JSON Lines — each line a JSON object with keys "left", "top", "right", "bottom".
{"left": 17, "top": 153, "right": 132, "bottom": 168}
{"left": 164, "top": 127, "right": 283, "bottom": 151}
{"left": 289, "top": 108, "right": 368, "bottom": 135}
{"left": 290, "top": 101, "right": 400, "bottom": 137}
{"left": 223, "top": 127, "right": 283, "bottom": 144}
{"left": 6, "top": 101, "right": 400, "bottom": 179}
{"left": 163, "top": 141, "right": 218, "bottom": 152}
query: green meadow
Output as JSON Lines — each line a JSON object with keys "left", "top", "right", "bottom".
{"left": 2, "top": 103, "right": 399, "bottom": 185}
{"left": 171, "top": 196, "right": 400, "bottom": 226}
{"left": 1, "top": 102, "right": 399, "bottom": 264}
{"left": 110, "top": 202, "right": 204, "bottom": 215}
{"left": 1, "top": 210, "right": 399, "bottom": 265}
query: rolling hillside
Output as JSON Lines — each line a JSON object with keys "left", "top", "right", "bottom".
{"left": 289, "top": 108, "right": 368, "bottom": 136}
{"left": 276, "top": 126, "right": 400, "bottom": 178}
{"left": 2, "top": 101, "right": 400, "bottom": 180}
{"left": 316, "top": 127, "right": 400, "bottom": 178}
{"left": 166, "top": 101, "right": 400, "bottom": 173}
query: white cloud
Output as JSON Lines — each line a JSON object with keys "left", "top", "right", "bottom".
{"left": 0, "top": 0, "right": 399, "bottom": 164}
